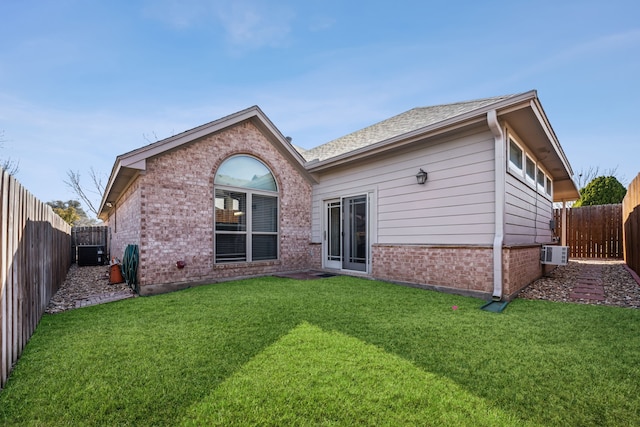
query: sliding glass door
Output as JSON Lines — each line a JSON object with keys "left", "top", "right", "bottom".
{"left": 324, "top": 195, "right": 368, "bottom": 272}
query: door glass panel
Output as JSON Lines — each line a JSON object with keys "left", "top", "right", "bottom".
{"left": 343, "top": 195, "right": 367, "bottom": 271}
{"left": 328, "top": 201, "right": 341, "bottom": 262}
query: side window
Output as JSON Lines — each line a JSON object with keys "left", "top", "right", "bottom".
{"left": 536, "top": 166, "right": 545, "bottom": 190}
{"left": 214, "top": 155, "right": 278, "bottom": 263}
{"left": 525, "top": 156, "right": 536, "bottom": 184}
{"left": 508, "top": 135, "right": 553, "bottom": 199}
{"left": 508, "top": 139, "right": 523, "bottom": 172}
{"left": 545, "top": 176, "right": 552, "bottom": 197}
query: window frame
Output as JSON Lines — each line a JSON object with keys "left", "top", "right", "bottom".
{"left": 536, "top": 166, "right": 545, "bottom": 191}
{"left": 508, "top": 138, "right": 524, "bottom": 174}
{"left": 506, "top": 134, "right": 553, "bottom": 200}
{"left": 525, "top": 155, "right": 536, "bottom": 185}
{"left": 214, "top": 156, "right": 279, "bottom": 264}
{"left": 545, "top": 176, "right": 552, "bottom": 197}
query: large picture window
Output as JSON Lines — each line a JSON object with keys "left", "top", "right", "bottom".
{"left": 214, "top": 156, "right": 278, "bottom": 263}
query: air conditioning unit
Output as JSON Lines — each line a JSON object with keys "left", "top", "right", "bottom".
{"left": 540, "top": 245, "right": 569, "bottom": 265}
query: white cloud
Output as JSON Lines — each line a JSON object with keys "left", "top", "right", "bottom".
{"left": 213, "top": 1, "right": 295, "bottom": 48}
{"left": 142, "top": 0, "right": 296, "bottom": 49}
{"left": 141, "top": 0, "right": 210, "bottom": 29}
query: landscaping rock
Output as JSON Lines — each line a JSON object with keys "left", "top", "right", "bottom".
{"left": 518, "top": 259, "right": 640, "bottom": 309}
{"left": 46, "top": 260, "right": 640, "bottom": 314}
{"left": 45, "top": 264, "right": 136, "bottom": 314}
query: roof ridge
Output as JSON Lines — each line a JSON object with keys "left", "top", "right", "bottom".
{"left": 413, "top": 93, "right": 518, "bottom": 110}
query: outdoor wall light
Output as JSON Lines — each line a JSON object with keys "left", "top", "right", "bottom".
{"left": 416, "top": 168, "right": 428, "bottom": 185}
{"left": 106, "top": 202, "right": 113, "bottom": 208}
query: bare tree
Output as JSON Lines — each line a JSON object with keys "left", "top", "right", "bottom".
{"left": 142, "top": 131, "right": 159, "bottom": 143}
{"left": 64, "top": 168, "right": 106, "bottom": 218}
{"left": 0, "top": 130, "right": 20, "bottom": 175}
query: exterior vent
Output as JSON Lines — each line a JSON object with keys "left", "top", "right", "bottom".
{"left": 540, "top": 245, "right": 569, "bottom": 266}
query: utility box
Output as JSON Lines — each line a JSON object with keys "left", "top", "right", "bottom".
{"left": 77, "top": 245, "right": 105, "bottom": 266}
{"left": 540, "top": 245, "right": 569, "bottom": 266}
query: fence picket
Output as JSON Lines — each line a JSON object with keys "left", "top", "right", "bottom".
{"left": 553, "top": 204, "right": 623, "bottom": 259}
{"left": 623, "top": 173, "right": 640, "bottom": 275}
{"left": 0, "top": 170, "right": 71, "bottom": 389}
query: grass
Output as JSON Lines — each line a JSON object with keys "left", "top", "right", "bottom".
{"left": 0, "top": 275, "right": 639, "bottom": 426}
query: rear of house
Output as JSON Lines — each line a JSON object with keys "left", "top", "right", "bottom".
{"left": 302, "top": 91, "right": 578, "bottom": 299}
{"left": 99, "top": 90, "right": 579, "bottom": 299}
{"left": 100, "top": 107, "right": 315, "bottom": 294}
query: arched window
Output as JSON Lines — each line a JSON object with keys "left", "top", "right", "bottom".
{"left": 214, "top": 155, "right": 278, "bottom": 263}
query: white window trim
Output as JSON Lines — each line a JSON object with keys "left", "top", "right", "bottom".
{"left": 506, "top": 133, "right": 553, "bottom": 200}
{"left": 214, "top": 185, "right": 280, "bottom": 263}
{"left": 508, "top": 137, "right": 524, "bottom": 174}
{"left": 525, "top": 155, "right": 536, "bottom": 185}
{"left": 214, "top": 155, "right": 280, "bottom": 264}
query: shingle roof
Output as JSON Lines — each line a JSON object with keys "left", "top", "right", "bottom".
{"left": 301, "top": 94, "right": 521, "bottom": 162}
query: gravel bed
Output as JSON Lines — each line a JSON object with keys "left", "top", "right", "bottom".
{"left": 518, "top": 259, "right": 640, "bottom": 308}
{"left": 46, "top": 264, "right": 135, "bottom": 314}
{"left": 47, "top": 260, "right": 640, "bottom": 314}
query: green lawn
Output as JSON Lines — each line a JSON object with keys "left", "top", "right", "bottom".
{"left": 1, "top": 276, "right": 639, "bottom": 426}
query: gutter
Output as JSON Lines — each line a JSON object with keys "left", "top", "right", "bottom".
{"left": 487, "top": 110, "right": 504, "bottom": 300}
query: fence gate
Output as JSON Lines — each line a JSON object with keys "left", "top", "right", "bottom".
{"left": 71, "top": 226, "right": 109, "bottom": 265}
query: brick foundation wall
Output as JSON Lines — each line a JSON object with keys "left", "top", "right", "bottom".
{"left": 502, "top": 245, "right": 547, "bottom": 298}
{"left": 309, "top": 243, "right": 322, "bottom": 270}
{"left": 134, "top": 121, "right": 312, "bottom": 293}
{"left": 372, "top": 245, "right": 494, "bottom": 295}
{"left": 372, "top": 244, "right": 546, "bottom": 299}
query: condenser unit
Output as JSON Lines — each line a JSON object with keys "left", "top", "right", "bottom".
{"left": 540, "top": 245, "right": 569, "bottom": 266}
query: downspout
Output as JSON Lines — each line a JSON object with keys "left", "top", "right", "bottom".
{"left": 487, "top": 110, "right": 504, "bottom": 301}
{"left": 561, "top": 201, "right": 567, "bottom": 246}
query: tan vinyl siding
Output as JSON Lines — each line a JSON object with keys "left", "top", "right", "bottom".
{"left": 311, "top": 126, "right": 496, "bottom": 246}
{"left": 504, "top": 172, "right": 553, "bottom": 245}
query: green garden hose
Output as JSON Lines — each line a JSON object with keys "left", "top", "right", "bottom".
{"left": 122, "top": 244, "right": 139, "bottom": 294}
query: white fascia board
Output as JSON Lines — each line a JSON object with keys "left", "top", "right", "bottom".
{"left": 251, "top": 109, "right": 309, "bottom": 166}
{"left": 306, "top": 91, "right": 539, "bottom": 172}
{"left": 306, "top": 114, "right": 486, "bottom": 172}
{"left": 118, "top": 107, "right": 261, "bottom": 166}
{"left": 121, "top": 157, "right": 146, "bottom": 170}
{"left": 98, "top": 161, "right": 123, "bottom": 218}
{"left": 529, "top": 99, "right": 574, "bottom": 176}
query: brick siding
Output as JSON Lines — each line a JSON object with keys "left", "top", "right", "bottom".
{"left": 502, "top": 245, "right": 550, "bottom": 298}
{"left": 107, "top": 180, "right": 141, "bottom": 262}
{"left": 109, "top": 121, "right": 312, "bottom": 294}
{"left": 372, "top": 244, "right": 494, "bottom": 294}
{"left": 372, "top": 244, "right": 547, "bottom": 299}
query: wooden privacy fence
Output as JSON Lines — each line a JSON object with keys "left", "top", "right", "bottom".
{"left": 623, "top": 173, "right": 640, "bottom": 276}
{"left": 0, "top": 170, "right": 71, "bottom": 389}
{"left": 553, "top": 204, "right": 623, "bottom": 259}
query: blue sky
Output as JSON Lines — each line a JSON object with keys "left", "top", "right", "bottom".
{"left": 1, "top": 0, "right": 639, "bottom": 216}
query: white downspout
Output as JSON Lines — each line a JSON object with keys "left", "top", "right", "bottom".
{"left": 487, "top": 110, "right": 505, "bottom": 300}
{"left": 561, "top": 201, "right": 567, "bottom": 246}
